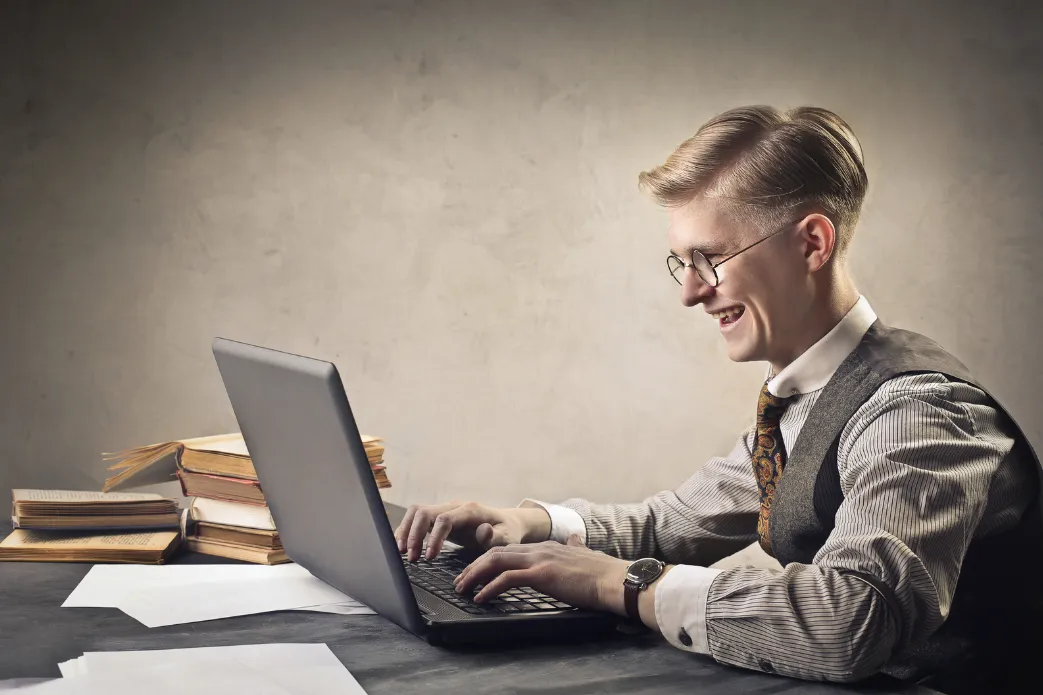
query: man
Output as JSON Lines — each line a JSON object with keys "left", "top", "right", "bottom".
{"left": 394, "top": 105, "right": 1042, "bottom": 694}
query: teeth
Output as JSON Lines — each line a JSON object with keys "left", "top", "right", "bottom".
{"left": 712, "top": 307, "right": 744, "bottom": 320}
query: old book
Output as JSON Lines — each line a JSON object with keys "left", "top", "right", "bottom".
{"left": 188, "top": 497, "right": 277, "bottom": 531}
{"left": 11, "top": 489, "right": 180, "bottom": 531}
{"left": 194, "top": 521, "right": 281, "bottom": 549}
{"left": 185, "top": 536, "right": 288, "bottom": 564}
{"left": 176, "top": 471, "right": 266, "bottom": 506}
{"left": 102, "top": 432, "right": 387, "bottom": 491}
{"left": 0, "top": 528, "right": 181, "bottom": 564}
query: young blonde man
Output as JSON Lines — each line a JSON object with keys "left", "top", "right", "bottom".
{"left": 395, "top": 105, "right": 1042, "bottom": 694}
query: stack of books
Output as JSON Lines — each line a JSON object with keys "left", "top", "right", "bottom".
{"left": 11, "top": 489, "right": 180, "bottom": 530}
{"left": 0, "top": 489, "right": 182, "bottom": 564}
{"left": 102, "top": 432, "right": 388, "bottom": 564}
{"left": 184, "top": 496, "right": 284, "bottom": 564}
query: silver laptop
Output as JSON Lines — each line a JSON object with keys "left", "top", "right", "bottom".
{"left": 211, "top": 337, "right": 617, "bottom": 645}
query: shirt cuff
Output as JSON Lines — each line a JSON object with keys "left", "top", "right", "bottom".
{"left": 517, "top": 498, "right": 587, "bottom": 545}
{"left": 654, "top": 564, "right": 723, "bottom": 655}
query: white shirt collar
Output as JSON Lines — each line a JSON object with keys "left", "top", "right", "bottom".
{"left": 765, "top": 295, "right": 877, "bottom": 397}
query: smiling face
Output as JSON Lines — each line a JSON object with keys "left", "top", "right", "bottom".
{"left": 668, "top": 196, "right": 818, "bottom": 370}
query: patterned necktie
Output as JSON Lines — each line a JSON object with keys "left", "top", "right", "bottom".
{"left": 752, "top": 381, "right": 794, "bottom": 556}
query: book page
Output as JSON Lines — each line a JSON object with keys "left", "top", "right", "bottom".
{"left": 0, "top": 529, "right": 178, "bottom": 550}
{"left": 12, "top": 489, "right": 163, "bottom": 503}
{"left": 181, "top": 433, "right": 249, "bottom": 456}
{"left": 183, "top": 433, "right": 380, "bottom": 455}
{"left": 102, "top": 449, "right": 180, "bottom": 492}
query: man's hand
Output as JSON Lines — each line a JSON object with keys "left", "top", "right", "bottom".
{"left": 453, "top": 534, "right": 631, "bottom": 615}
{"left": 394, "top": 501, "right": 552, "bottom": 562}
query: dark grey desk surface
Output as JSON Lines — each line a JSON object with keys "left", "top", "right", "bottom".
{"left": 0, "top": 508, "right": 941, "bottom": 695}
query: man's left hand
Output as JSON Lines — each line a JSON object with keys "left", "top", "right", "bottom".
{"left": 452, "top": 534, "right": 631, "bottom": 615}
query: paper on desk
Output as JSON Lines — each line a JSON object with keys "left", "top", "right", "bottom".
{"left": 6, "top": 665, "right": 298, "bottom": 694}
{"left": 295, "top": 603, "right": 375, "bottom": 615}
{"left": 0, "top": 680, "right": 70, "bottom": 693}
{"left": 98, "top": 661, "right": 293, "bottom": 695}
{"left": 63, "top": 563, "right": 312, "bottom": 606}
{"left": 63, "top": 563, "right": 374, "bottom": 626}
{"left": 119, "top": 576, "right": 362, "bottom": 627}
{"left": 58, "top": 643, "right": 367, "bottom": 694}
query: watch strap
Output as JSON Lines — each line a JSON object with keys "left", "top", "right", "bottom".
{"left": 623, "top": 580, "right": 642, "bottom": 621}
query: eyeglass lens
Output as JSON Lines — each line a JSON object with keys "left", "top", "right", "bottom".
{"left": 668, "top": 253, "right": 717, "bottom": 287}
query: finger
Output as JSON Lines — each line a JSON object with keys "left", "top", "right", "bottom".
{"left": 473, "top": 522, "right": 494, "bottom": 548}
{"left": 394, "top": 506, "right": 420, "bottom": 553}
{"left": 454, "top": 547, "right": 531, "bottom": 593}
{"left": 427, "top": 504, "right": 498, "bottom": 558}
{"left": 473, "top": 569, "right": 531, "bottom": 603}
{"left": 406, "top": 507, "right": 446, "bottom": 562}
{"left": 426, "top": 510, "right": 462, "bottom": 559}
{"left": 474, "top": 521, "right": 509, "bottom": 549}
{"left": 566, "top": 533, "right": 584, "bottom": 547}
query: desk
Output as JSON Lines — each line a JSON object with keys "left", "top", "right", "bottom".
{"left": 0, "top": 510, "right": 941, "bottom": 695}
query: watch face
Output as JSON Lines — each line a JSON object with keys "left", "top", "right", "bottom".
{"left": 627, "top": 558, "right": 663, "bottom": 584}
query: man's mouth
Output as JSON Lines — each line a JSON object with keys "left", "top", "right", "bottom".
{"left": 711, "top": 306, "right": 745, "bottom": 328}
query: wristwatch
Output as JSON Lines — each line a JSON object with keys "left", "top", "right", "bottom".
{"left": 623, "top": 557, "right": 665, "bottom": 622}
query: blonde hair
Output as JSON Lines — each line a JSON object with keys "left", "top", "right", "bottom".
{"left": 638, "top": 105, "right": 868, "bottom": 259}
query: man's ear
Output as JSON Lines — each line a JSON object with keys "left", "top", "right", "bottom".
{"left": 800, "top": 213, "right": 837, "bottom": 272}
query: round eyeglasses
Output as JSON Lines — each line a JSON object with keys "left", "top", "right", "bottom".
{"left": 667, "top": 218, "right": 801, "bottom": 288}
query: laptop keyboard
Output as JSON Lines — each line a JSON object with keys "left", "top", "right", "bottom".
{"left": 403, "top": 553, "right": 574, "bottom": 616}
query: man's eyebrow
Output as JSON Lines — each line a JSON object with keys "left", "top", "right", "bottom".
{"left": 673, "top": 244, "right": 727, "bottom": 257}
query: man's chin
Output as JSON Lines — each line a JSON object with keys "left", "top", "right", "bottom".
{"left": 725, "top": 340, "right": 759, "bottom": 364}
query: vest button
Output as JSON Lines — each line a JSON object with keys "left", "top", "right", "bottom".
{"left": 678, "top": 629, "right": 693, "bottom": 647}
{"left": 758, "top": 659, "right": 776, "bottom": 674}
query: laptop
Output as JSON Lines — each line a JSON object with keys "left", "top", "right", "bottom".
{"left": 211, "top": 337, "right": 618, "bottom": 645}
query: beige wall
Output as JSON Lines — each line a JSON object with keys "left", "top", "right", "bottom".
{"left": 2, "top": 0, "right": 1041, "bottom": 559}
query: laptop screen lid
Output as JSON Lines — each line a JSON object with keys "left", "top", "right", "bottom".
{"left": 211, "top": 337, "right": 424, "bottom": 635}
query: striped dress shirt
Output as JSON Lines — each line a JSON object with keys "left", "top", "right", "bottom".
{"left": 525, "top": 297, "right": 1036, "bottom": 682}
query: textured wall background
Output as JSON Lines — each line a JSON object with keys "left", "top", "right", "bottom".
{"left": 2, "top": 1, "right": 1041, "bottom": 569}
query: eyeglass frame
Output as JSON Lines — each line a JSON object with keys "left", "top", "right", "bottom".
{"left": 667, "top": 217, "right": 804, "bottom": 288}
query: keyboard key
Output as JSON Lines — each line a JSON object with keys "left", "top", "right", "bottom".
{"left": 551, "top": 601, "right": 572, "bottom": 609}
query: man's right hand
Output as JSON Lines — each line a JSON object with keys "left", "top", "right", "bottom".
{"left": 394, "top": 501, "right": 552, "bottom": 562}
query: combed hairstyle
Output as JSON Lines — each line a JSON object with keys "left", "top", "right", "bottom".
{"left": 638, "top": 105, "right": 868, "bottom": 260}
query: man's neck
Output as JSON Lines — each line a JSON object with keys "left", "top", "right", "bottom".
{"left": 769, "top": 279, "right": 860, "bottom": 375}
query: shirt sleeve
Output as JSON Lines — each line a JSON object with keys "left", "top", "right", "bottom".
{"left": 526, "top": 425, "right": 762, "bottom": 567}
{"left": 517, "top": 499, "right": 587, "bottom": 544}
{"left": 693, "top": 375, "right": 1021, "bottom": 682}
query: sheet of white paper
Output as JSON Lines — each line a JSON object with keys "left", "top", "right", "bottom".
{"left": 56, "top": 658, "right": 83, "bottom": 678}
{"left": 80, "top": 642, "right": 338, "bottom": 672}
{"left": 117, "top": 576, "right": 357, "bottom": 627}
{"left": 0, "top": 679, "right": 71, "bottom": 693}
{"left": 63, "top": 563, "right": 312, "bottom": 607}
{"left": 294, "top": 603, "right": 375, "bottom": 615}
{"left": 73, "top": 644, "right": 367, "bottom": 694}
{"left": 88, "top": 660, "right": 295, "bottom": 695}
{"left": 63, "top": 563, "right": 374, "bottom": 623}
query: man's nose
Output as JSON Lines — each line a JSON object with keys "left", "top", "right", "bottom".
{"left": 681, "top": 268, "right": 715, "bottom": 307}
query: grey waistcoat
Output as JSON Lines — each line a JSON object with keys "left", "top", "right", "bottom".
{"left": 770, "top": 320, "right": 1043, "bottom": 691}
